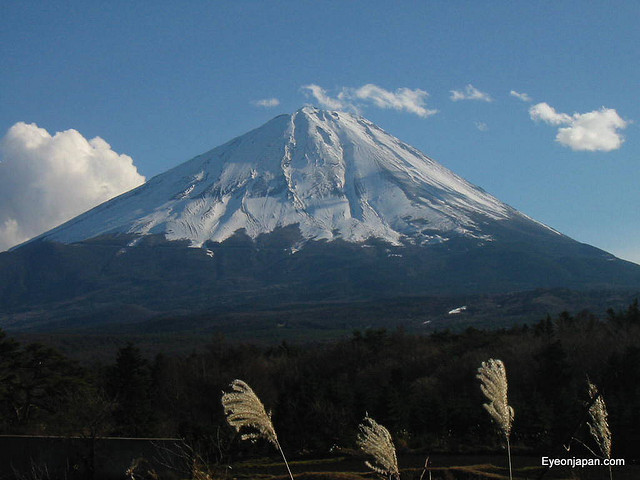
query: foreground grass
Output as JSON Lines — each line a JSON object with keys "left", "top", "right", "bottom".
{"left": 217, "top": 455, "right": 637, "bottom": 480}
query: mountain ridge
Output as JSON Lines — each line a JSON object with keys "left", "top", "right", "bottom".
{"left": 2, "top": 107, "right": 640, "bottom": 332}
{"left": 34, "top": 106, "right": 559, "bottom": 249}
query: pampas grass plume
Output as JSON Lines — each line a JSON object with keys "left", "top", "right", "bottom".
{"left": 477, "top": 358, "right": 514, "bottom": 480}
{"left": 356, "top": 415, "right": 400, "bottom": 480}
{"left": 221, "top": 379, "right": 278, "bottom": 445}
{"left": 221, "top": 379, "right": 294, "bottom": 480}
{"left": 587, "top": 381, "right": 612, "bottom": 459}
{"left": 477, "top": 358, "right": 514, "bottom": 438}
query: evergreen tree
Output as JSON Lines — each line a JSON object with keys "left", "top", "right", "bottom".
{"left": 0, "top": 329, "right": 20, "bottom": 431}
{"left": 106, "top": 343, "right": 154, "bottom": 436}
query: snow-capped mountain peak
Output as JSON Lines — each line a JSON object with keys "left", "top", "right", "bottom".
{"left": 8, "top": 107, "right": 640, "bottom": 330}
{"left": 39, "top": 107, "right": 546, "bottom": 247}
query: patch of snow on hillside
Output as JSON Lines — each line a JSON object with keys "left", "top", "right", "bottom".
{"left": 448, "top": 306, "right": 468, "bottom": 315}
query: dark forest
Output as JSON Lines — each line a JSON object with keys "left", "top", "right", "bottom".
{"left": 1, "top": 301, "right": 639, "bottom": 465}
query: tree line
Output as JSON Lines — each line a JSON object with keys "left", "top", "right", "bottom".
{"left": 0, "top": 300, "right": 639, "bottom": 461}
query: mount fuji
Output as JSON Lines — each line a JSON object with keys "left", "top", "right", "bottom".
{"left": 37, "top": 106, "right": 539, "bottom": 247}
{"left": 1, "top": 107, "right": 639, "bottom": 332}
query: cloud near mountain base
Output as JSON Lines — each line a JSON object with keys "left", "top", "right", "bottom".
{"left": 0, "top": 122, "right": 145, "bottom": 251}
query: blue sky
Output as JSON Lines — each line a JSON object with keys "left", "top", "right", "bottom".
{"left": 1, "top": 1, "right": 638, "bottom": 262}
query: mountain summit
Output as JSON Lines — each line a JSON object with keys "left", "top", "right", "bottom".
{"left": 39, "top": 106, "right": 552, "bottom": 248}
{"left": 2, "top": 107, "right": 640, "bottom": 331}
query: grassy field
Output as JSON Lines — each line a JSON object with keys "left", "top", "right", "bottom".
{"left": 206, "top": 454, "right": 637, "bottom": 480}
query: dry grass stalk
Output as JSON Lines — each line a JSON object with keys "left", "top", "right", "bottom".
{"left": 587, "top": 381, "right": 612, "bottom": 459}
{"left": 221, "top": 379, "right": 294, "bottom": 480}
{"left": 477, "top": 358, "right": 514, "bottom": 438}
{"left": 418, "top": 456, "right": 431, "bottom": 480}
{"left": 125, "top": 457, "right": 158, "bottom": 480}
{"left": 221, "top": 379, "right": 278, "bottom": 445}
{"left": 356, "top": 415, "right": 400, "bottom": 480}
{"left": 477, "top": 358, "right": 514, "bottom": 480}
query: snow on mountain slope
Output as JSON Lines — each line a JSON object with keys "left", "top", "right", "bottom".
{"left": 38, "top": 107, "right": 555, "bottom": 248}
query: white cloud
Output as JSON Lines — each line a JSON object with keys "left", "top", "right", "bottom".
{"left": 252, "top": 98, "right": 280, "bottom": 108}
{"left": 529, "top": 102, "right": 572, "bottom": 125}
{"left": 349, "top": 84, "right": 437, "bottom": 117}
{"left": 557, "top": 109, "right": 628, "bottom": 152}
{"left": 302, "top": 83, "right": 437, "bottom": 117}
{"left": 475, "top": 122, "right": 488, "bottom": 131}
{"left": 510, "top": 90, "right": 532, "bottom": 102}
{"left": 0, "top": 122, "right": 145, "bottom": 251}
{"left": 302, "top": 84, "right": 346, "bottom": 110}
{"left": 450, "top": 84, "right": 493, "bottom": 102}
{"left": 529, "top": 102, "right": 628, "bottom": 151}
